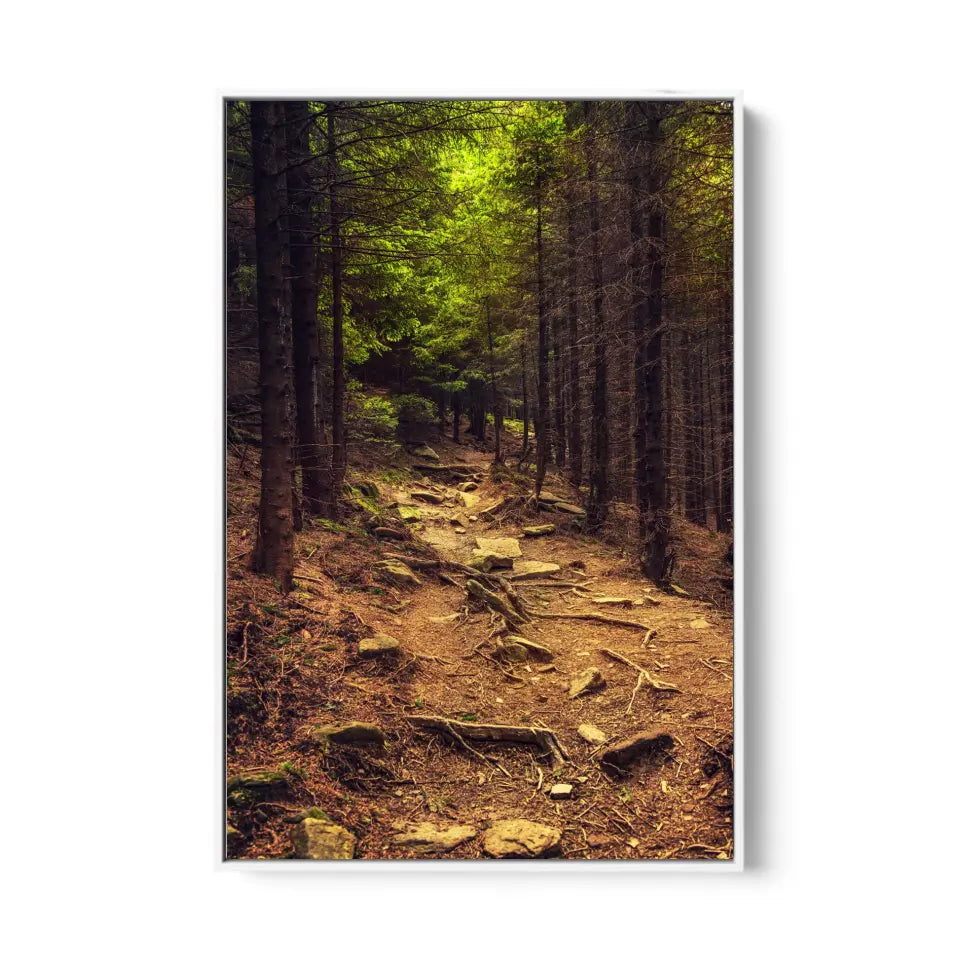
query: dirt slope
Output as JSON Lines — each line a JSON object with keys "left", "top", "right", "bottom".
{"left": 226, "top": 438, "right": 733, "bottom": 860}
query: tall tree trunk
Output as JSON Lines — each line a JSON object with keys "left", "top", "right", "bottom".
{"left": 565, "top": 190, "right": 583, "bottom": 488}
{"left": 585, "top": 101, "right": 608, "bottom": 532}
{"left": 640, "top": 104, "right": 671, "bottom": 583}
{"left": 285, "top": 101, "right": 329, "bottom": 516}
{"left": 452, "top": 390, "right": 461, "bottom": 443}
{"left": 535, "top": 160, "right": 550, "bottom": 497}
{"left": 625, "top": 100, "right": 647, "bottom": 543}
{"left": 486, "top": 298, "right": 502, "bottom": 463}
{"left": 718, "top": 278, "right": 734, "bottom": 534}
{"left": 551, "top": 281, "right": 566, "bottom": 467}
{"left": 520, "top": 329, "right": 530, "bottom": 458}
{"left": 250, "top": 100, "right": 295, "bottom": 590}
{"left": 326, "top": 103, "right": 346, "bottom": 519}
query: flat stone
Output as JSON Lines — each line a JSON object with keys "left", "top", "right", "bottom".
{"left": 411, "top": 490, "right": 444, "bottom": 504}
{"left": 553, "top": 501, "right": 586, "bottom": 516}
{"left": 577, "top": 723, "right": 609, "bottom": 745}
{"left": 568, "top": 667, "right": 605, "bottom": 699}
{"left": 457, "top": 481, "right": 478, "bottom": 492}
{"left": 523, "top": 524, "right": 556, "bottom": 537}
{"left": 412, "top": 444, "right": 440, "bottom": 462}
{"left": 313, "top": 721, "right": 385, "bottom": 746}
{"left": 457, "top": 491, "right": 480, "bottom": 510}
{"left": 475, "top": 537, "right": 522, "bottom": 558}
{"left": 470, "top": 549, "right": 515, "bottom": 571}
{"left": 397, "top": 505, "right": 422, "bottom": 523}
{"left": 358, "top": 634, "right": 401, "bottom": 658}
{"left": 482, "top": 819, "right": 561, "bottom": 858}
{"left": 373, "top": 559, "right": 421, "bottom": 586}
{"left": 549, "top": 783, "right": 574, "bottom": 799}
{"left": 507, "top": 560, "right": 561, "bottom": 580}
{"left": 503, "top": 634, "right": 554, "bottom": 661}
{"left": 591, "top": 596, "right": 635, "bottom": 607}
{"left": 389, "top": 822, "right": 477, "bottom": 854}
{"left": 600, "top": 730, "right": 675, "bottom": 771}
{"left": 290, "top": 818, "right": 356, "bottom": 860}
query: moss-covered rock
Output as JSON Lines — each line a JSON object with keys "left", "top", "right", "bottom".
{"left": 226, "top": 769, "right": 290, "bottom": 808}
{"left": 411, "top": 444, "right": 440, "bottom": 462}
{"left": 373, "top": 559, "right": 421, "bottom": 586}
{"left": 522, "top": 524, "right": 556, "bottom": 537}
{"left": 283, "top": 806, "right": 332, "bottom": 824}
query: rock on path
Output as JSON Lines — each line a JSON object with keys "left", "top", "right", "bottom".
{"left": 359, "top": 634, "right": 401, "bottom": 658}
{"left": 290, "top": 818, "right": 357, "bottom": 859}
{"left": 312, "top": 721, "right": 385, "bottom": 745}
{"left": 599, "top": 730, "right": 675, "bottom": 771}
{"left": 373, "top": 559, "right": 421, "bottom": 586}
{"left": 523, "top": 524, "right": 556, "bottom": 537}
{"left": 568, "top": 667, "right": 605, "bottom": 699}
{"left": 389, "top": 823, "right": 476, "bottom": 854}
{"left": 475, "top": 536, "right": 523, "bottom": 558}
{"left": 507, "top": 560, "right": 561, "bottom": 580}
{"left": 482, "top": 819, "right": 561, "bottom": 858}
{"left": 577, "top": 723, "right": 609, "bottom": 745}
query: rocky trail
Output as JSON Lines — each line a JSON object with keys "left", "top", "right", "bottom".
{"left": 226, "top": 439, "right": 733, "bottom": 860}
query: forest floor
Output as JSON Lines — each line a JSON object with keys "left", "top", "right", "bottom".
{"left": 226, "top": 433, "right": 733, "bottom": 861}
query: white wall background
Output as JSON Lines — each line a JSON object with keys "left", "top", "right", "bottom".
{"left": 2, "top": 2, "right": 956, "bottom": 957}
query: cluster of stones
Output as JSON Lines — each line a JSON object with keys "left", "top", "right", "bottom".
{"left": 232, "top": 469, "right": 684, "bottom": 863}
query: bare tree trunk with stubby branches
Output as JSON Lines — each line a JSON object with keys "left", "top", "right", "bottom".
{"left": 250, "top": 100, "right": 295, "bottom": 590}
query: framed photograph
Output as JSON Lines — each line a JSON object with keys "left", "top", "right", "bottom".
{"left": 223, "top": 94, "right": 742, "bottom": 867}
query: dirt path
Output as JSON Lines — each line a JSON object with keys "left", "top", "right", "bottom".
{"left": 227, "top": 441, "right": 733, "bottom": 860}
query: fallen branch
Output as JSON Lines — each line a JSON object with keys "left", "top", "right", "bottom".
{"left": 407, "top": 715, "right": 568, "bottom": 767}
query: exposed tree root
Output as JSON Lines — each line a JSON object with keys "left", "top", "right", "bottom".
{"left": 465, "top": 579, "right": 528, "bottom": 630}
{"left": 535, "top": 611, "right": 652, "bottom": 630}
{"left": 407, "top": 715, "right": 568, "bottom": 768}
{"left": 600, "top": 646, "right": 681, "bottom": 713}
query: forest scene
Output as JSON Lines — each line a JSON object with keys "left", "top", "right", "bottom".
{"left": 225, "top": 98, "right": 734, "bottom": 861}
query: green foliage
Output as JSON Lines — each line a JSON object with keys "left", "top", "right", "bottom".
{"left": 233, "top": 264, "right": 256, "bottom": 300}
{"left": 392, "top": 393, "right": 437, "bottom": 441}
{"left": 345, "top": 381, "right": 399, "bottom": 447}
